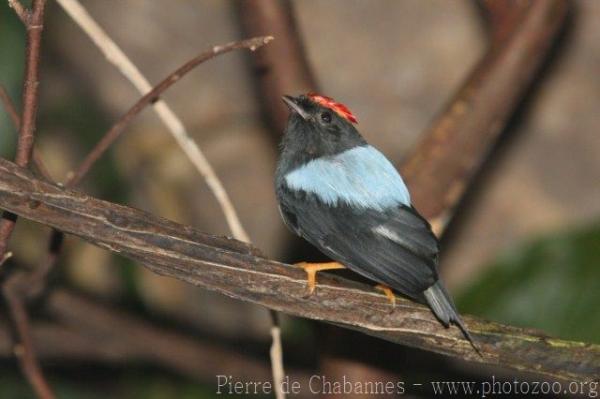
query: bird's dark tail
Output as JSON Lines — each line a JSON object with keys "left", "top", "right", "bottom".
{"left": 423, "top": 281, "right": 481, "bottom": 355}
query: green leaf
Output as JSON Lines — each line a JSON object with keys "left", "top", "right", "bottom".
{"left": 457, "top": 223, "right": 600, "bottom": 344}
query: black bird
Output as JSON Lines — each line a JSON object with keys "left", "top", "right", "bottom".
{"left": 275, "top": 93, "right": 477, "bottom": 349}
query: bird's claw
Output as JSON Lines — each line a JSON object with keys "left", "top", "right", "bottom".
{"left": 375, "top": 284, "right": 397, "bottom": 307}
{"left": 295, "top": 261, "right": 345, "bottom": 295}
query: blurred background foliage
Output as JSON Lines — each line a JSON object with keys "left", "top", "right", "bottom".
{"left": 0, "top": 0, "right": 599, "bottom": 398}
{"left": 457, "top": 224, "right": 600, "bottom": 345}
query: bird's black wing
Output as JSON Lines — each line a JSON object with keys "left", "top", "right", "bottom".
{"left": 278, "top": 186, "right": 439, "bottom": 298}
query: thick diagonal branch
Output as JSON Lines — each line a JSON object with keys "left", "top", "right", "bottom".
{"left": 237, "top": 0, "right": 318, "bottom": 134}
{"left": 0, "top": 159, "right": 597, "bottom": 382}
{"left": 402, "top": 0, "right": 568, "bottom": 233}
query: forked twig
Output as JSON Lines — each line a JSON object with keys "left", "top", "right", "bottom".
{"left": 7, "top": 0, "right": 29, "bottom": 24}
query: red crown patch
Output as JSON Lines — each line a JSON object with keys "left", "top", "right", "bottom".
{"left": 307, "top": 93, "right": 358, "bottom": 124}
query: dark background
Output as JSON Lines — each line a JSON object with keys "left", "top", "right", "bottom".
{"left": 0, "top": 0, "right": 598, "bottom": 397}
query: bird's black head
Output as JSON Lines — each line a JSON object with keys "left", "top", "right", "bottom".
{"left": 279, "top": 93, "right": 366, "bottom": 171}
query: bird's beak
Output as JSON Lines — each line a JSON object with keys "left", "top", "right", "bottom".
{"left": 282, "top": 95, "right": 309, "bottom": 120}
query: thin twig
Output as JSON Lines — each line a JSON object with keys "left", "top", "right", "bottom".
{"left": 3, "top": 276, "right": 55, "bottom": 399}
{"left": 13, "top": 1, "right": 45, "bottom": 167}
{"left": 0, "top": 85, "right": 21, "bottom": 128}
{"left": 56, "top": 0, "right": 258, "bottom": 243}
{"left": 1, "top": 160, "right": 598, "bottom": 383}
{"left": 26, "top": 231, "right": 63, "bottom": 300}
{"left": 269, "top": 311, "right": 285, "bottom": 399}
{"left": 0, "top": 251, "right": 12, "bottom": 266}
{"left": 7, "top": 0, "right": 29, "bottom": 24}
{"left": 31, "top": 150, "right": 53, "bottom": 182}
{"left": 0, "top": 84, "right": 53, "bottom": 181}
{"left": 1, "top": 1, "right": 56, "bottom": 398}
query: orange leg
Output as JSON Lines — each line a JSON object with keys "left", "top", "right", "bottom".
{"left": 375, "top": 284, "right": 396, "bottom": 307}
{"left": 295, "top": 262, "right": 345, "bottom": 294}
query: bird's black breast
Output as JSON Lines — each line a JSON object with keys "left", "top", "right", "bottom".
{"left": 276, "top": 183, "right": 439, "bottom": 297}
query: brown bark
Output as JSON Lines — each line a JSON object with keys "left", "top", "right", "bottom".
{"left": 0, "top": 158, "right": 597, "bottom": 383}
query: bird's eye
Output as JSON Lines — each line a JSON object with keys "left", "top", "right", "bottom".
{"left": 320, "top": 112, "right": 332, "bottom": 124}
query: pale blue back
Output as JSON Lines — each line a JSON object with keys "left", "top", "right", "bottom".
{"left": 284, "top": 145, "right": 411, "bottom": 210}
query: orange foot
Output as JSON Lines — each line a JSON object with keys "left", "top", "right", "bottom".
{"left": 375, "top": 284, "right": 397, "bottom": 307}
{"left": 295, "top": 261, "right": 345, "bottom": 294}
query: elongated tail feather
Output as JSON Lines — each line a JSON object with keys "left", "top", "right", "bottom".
{"left": 423, "top": 282, "right": 481, "bottom": 354}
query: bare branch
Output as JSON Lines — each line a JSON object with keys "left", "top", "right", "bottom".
{"left": 269, "top": 311, "right": 285, "bottom": 399}
{"left": 31, "top": 150, "right": 54, "bottom": 182}
{"left": 237, "top": 0, "right": 318, "bottom": 134}
{"left": 4, "top": 273, "right": 55, "bottom": 399}
{"left": 7, "top": 0, "right": 29, "bottom": 24}
{"left": 0, "top": 159, "right": 597, "bottom": 382}
{"left": 0, "top": 85, "right": 21, "bottom": 128}
{"left": 402, "top": 0, "right": 568, "bottom": 234}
